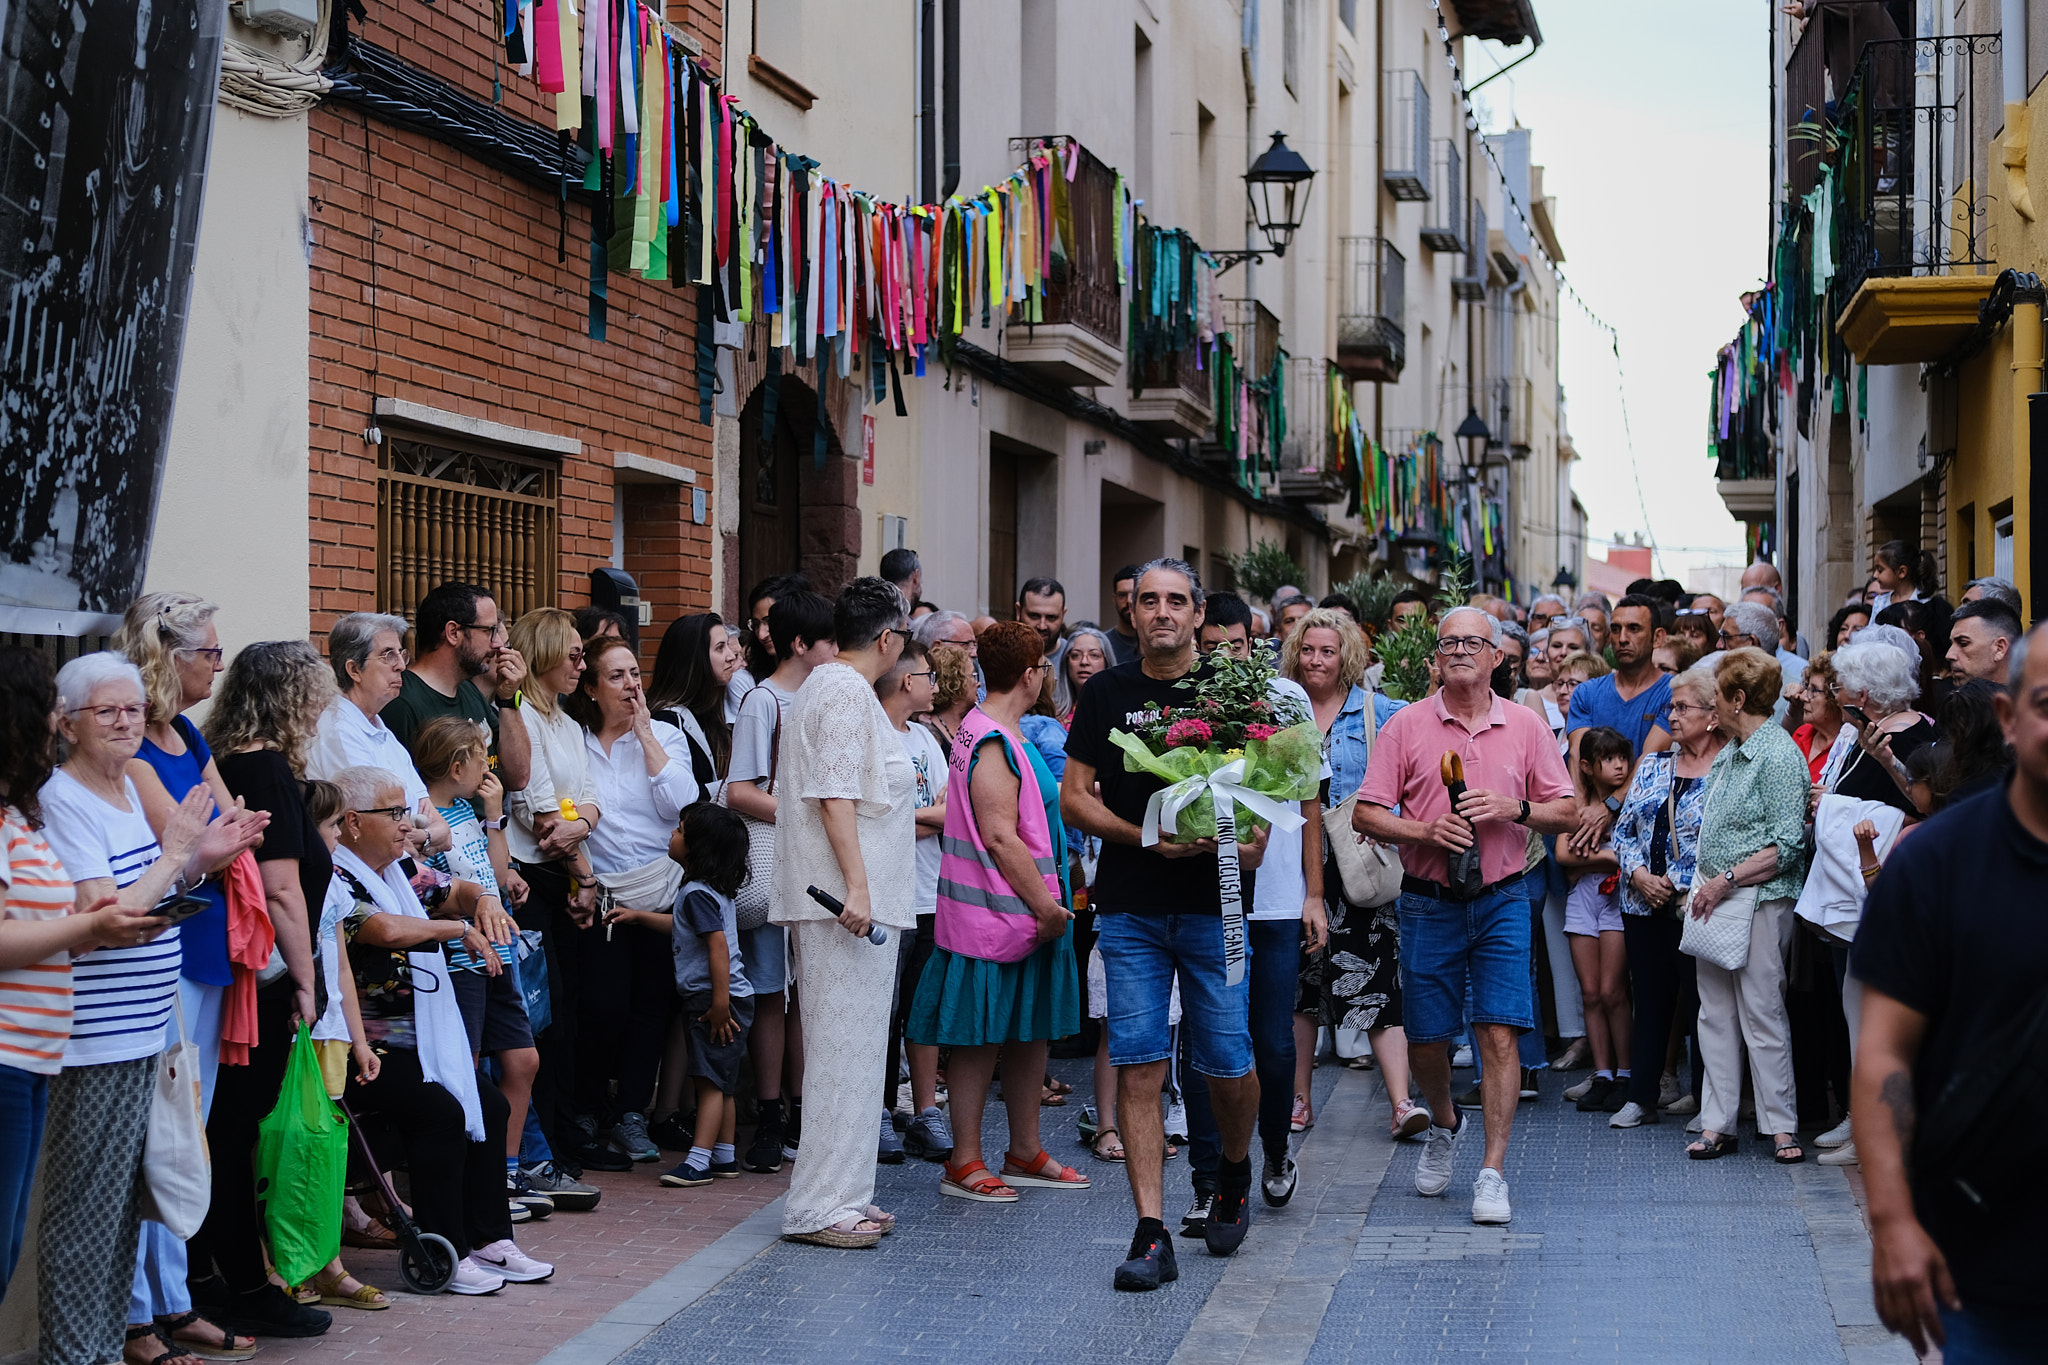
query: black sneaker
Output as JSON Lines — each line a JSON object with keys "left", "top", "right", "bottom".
{"left": 782, "top": 1096, "right": 804, "bottom": 1161}
{"left": 213, "top": 1283, "right": 333, "bottom": 1339}
{"left": 1576, "top": 1077, "right": 1617, "bottom": 1113}
{"left": 1455, "top": 1082, "right": 1485, "bottom": 1109}
{"left": 1519, "top": 1067, "right": 1541, "bottom": 1101}
{"left": 572, "top": 1138, "right": 633, "bottom": 1172}
{"left": 1113, "top": 1221, "right": 1180, "bottom": 1292}
{"left": 649, "top": 1111, "right": 697, "bottom": 1152}
{"left": 1180, "top": 1187, "right": 1215, "bottom": 1235}
{"left": 1261, "top": 1152, "right": 1298, "bottom": 1207}
{"left": 1204, "top": 1180, "right": 1253, "bottom": 1256}
{"left": 745, "top": 1098, "right": 785, "bottom": 1173}
{"left": 1601, "top": 1078, "right": 1631, "bottom": 1114}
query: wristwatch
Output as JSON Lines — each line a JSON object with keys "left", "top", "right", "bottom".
{"left": 479, "top": 817, "right": 505, "bottom": 831}
{"left": 1516, "top": 799, "right": 1530, "bottom": 825}
{"left": 1723, "top": 869, "right": 1737, "bottom": 886}
{"left": 1603, "top": 795, "right": 1622, "bottom": 814}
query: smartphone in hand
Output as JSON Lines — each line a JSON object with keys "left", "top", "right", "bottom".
{"left": 148, "top": 892, "right": 210, "bottom": 925}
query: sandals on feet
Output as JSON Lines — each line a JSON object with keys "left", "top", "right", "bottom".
{"left": 1687, "top": 1133, "right": 1739, "bottom": 1160}
{"left": 1002, "top": 1148, "right": 1091, "bottom": 1190}
{"left": 1773, "top": 1139, "right": 1806, "bottom": 1164}
{"left": 126, "top": 1324, "right": 206, "bottom": 1365}
{"left": 863, "top": 1205, "right": 897, "bottom": 1234}
{"left": 939, "top": 1159, "right": 1020, "bottom": 1203}
{"left": 310, "top": 1269, "right": 391, "bottom": 1310}
{"left": 1092, "top": 1127, "right": 1127, "bottom": 1163}
{"left": 154, "top": 1312, "right": 257, "bottom": 1361}
{"left": 785, "top": 1218, "right": 885, "bottom": 1248}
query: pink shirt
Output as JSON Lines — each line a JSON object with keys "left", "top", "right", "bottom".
{"left": 1356, "top": 690, "right": 1574, "bottom": 887}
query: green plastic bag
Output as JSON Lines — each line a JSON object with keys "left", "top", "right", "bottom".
{"left": 255, "top": 1024, "right": 349, "bottom": 1287}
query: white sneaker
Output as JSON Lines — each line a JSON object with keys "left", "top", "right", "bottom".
{"left": 1415, "top": 1117, "right": 1460, "bottom": 1197}
{"left": 473, "top": 1238, "right": 555, "bottom": 1283}
{"left": 448, "top": 1256, "right": 506, "bottom": 1295}
{"left": 1165, "top": 1099, "right": 1190, "bottom": 1145}
{"left": 1817, "top": 1141, "right": 1859, "bottom": 1166}
{"left": 1471, "top": 1167, "right": 1512, "bottom": 1225}
{"left": 1816, "top": 1117, "right": 1853, "bottom": 1149}
{"left": 1562, "top": 1075, "right": 1596, "bottom": 1102}
{"left": 1451, "top": 1045, "right": 1474, "bottom": 1069}
{"left": 1609, "top": 1101, "right": 1652, "bottom": 1129}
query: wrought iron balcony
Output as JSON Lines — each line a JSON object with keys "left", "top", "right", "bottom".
{"left": 1006, "top": 136, "right": 1124, "bottom": 386}
{"left": 1336, "top": 236, "right": 1405, "bottom": 383}
{"left": 1421, "top": 140, "right": 1464, "bottom": 254}
{"left": 1128, "top": 344, "right": 1216, "bottom": 438}
{"left": 1452, "top": 202, "right": 1487, "bottom": 301}
{"left": 1382, "top": 71, "right": 1430, "bottom": 201}
{"left": 1277, "top": 356, "right": 1342, "bottom": 502}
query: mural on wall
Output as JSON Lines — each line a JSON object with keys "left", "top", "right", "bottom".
{"left": 0, "top": 0, "right": 225, "bottom": 634}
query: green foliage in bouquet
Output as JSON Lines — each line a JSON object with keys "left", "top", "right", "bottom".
{"left": 1375, "top": 555, "right": 1475, "bottom": 703}
{"left": 1221, "top": 539, "right": 1304, "bottom": 604}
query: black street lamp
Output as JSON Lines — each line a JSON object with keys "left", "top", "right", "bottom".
{"left": 1211, "top": 132, "right": 1316, "bottom": 273}
{"left": 1454, "top": 405, "right": 1492, "bottom": 469}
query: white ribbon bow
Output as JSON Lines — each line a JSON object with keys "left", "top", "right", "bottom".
{"left": 1140, "top": 758, "right": 1306, "bottom": 986}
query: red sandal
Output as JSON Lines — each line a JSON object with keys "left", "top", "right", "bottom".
{"left": 939, "top": 1159, "right": 1019, "bottom": 1203}
{"left": 1001, "top": 1148, "right": 1091, "bottom": 1190}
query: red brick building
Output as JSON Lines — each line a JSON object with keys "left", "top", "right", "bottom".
{"left": 308, "top": 0, "right": 721, "bottom": 641}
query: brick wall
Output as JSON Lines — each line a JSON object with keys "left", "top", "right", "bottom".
{"left": 308, "top": 0, "right": 720, "bottom": 641}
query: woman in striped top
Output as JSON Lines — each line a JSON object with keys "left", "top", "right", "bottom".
{"left": 32, "top": 654, "right": 266, "bottom": 1365}
{"left": 0, "top": 649, "right": 167, "bottom": 1302}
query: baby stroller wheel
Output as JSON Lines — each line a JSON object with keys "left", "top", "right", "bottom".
{"left": 398, "top": 1231, "right": 458, "bottom": 1294}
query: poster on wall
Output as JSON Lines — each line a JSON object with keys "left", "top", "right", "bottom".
{"left": 0, "top": 0, "right": 226, "bottom": 636}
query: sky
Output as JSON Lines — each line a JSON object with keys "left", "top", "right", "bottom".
{"left": 1464, "top": 3, "right": 1767, "bottom": 590}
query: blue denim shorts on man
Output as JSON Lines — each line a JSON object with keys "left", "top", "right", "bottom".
{"left": 1397, "top": 878, "right": 1536, "bottom": 1045}
{"left": 1097, "top": 912, "right": 1254, "bottom": 1077}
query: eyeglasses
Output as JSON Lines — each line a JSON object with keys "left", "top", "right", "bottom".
{"left": 69, "top": 704, "right": 145, "bottom": 726}
{"left": 177, "top": 646, "right": 225, "bottom": 664}
{"left": 887, "top": 627, "right": 914, "bottom": 648}
{"left": 1435, "top": 636, "right": 1492, "bottom": 656}
{"left": 352, "top": 805, "right": 410, "bottom": 822}
{"left": 1667, "top": 702, "right": 1712, "bottom": 716}
{"left": 370, "top": 647, "right": 409, "bottom": 667}
{"left": 566, "top": 650, "right": 586, "bottom": 666}
{"left": 1716, "top": 629, "right": 1752, "bottom": 645}
{"left": 904, "top": 669, "right": 937, "bottom": 683}
{"left": 462, "top": 621, "right": 510, "bottom": 643}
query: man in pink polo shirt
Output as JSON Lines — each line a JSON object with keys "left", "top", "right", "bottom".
{"left": 1355, "top": 607, "right": 1576, "bottom": 1226}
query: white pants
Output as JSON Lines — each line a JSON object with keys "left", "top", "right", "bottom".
{"left": 781, "top": 919, "right": 898, "bottom": 1235}
{"left": 1542, "top": 882, "right": 1584, "bottom": 1038}
{"left": 1696, "top": 897, "right": 1798, "bottom": 1137}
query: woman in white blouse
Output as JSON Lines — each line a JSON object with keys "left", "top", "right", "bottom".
{"left": 772, "top": 580, "right": 917, "bottom": 1248}
{"left": 564, "top": 636, "right": 697, "bottom": 1164}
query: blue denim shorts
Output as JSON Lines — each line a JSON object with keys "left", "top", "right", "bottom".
{"left": 1396, "top": 880, "right": 1536, "bottom": 1045}
{"left": 1097, "top": 912, "right": 1254, "bottom": 1078}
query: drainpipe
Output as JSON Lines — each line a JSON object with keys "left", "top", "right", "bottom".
{"left": 2003, "top": 0, "right": 2034, "bottom": 222}
{"left": 941, "top": 0, "right": 960, "bottom": 199}
{"left": 920, "top": 0, "right": 936, "bottom": 202}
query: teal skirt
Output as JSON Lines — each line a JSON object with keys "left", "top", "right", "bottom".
{"left": 906, "top": 926, "right": 1080, "bottom": 1048}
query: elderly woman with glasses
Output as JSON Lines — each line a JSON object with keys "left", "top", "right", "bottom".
{"left": 774, "top": 580, "right": 921, "bottom": 1248}
{"left": 307, "top": 612, "right": 451, "bottom": 857}
{"left": 1607, "top": 664, "right": 1728, "bottom": 1130}
{"left": 34, "top": 653, "right": 266, "bottom": 1365}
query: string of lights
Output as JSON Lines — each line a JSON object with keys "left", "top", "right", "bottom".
{"left": 1428, "top": 1, "right": 1665, "bottom": 577}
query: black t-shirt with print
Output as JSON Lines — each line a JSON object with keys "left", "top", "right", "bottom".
{"left": 1850, "top": 776, "right": 2048, "bottom": 1310}
{"left": 1064, "top": 658, "right": 1220, "bottom": 916}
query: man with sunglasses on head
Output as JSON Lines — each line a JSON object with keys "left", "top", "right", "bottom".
{"left": 1353, "top": 607, "right": 1578, "bottom": 1227}
{"left": 382, "top": 582, "right": 532, "bottom": 796}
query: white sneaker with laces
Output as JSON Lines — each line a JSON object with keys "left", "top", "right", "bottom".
{"left": 1816, "top": 1140, "right": 1859, "bottom": 1166}
{"left": 473, "top": 1238, "right": 555, "bottom": 1283}
{"left": 1165, "top": 1098, "right": 1190, "bottom": 1145}
{"left": 1415, "top": 1118, "right": 1460, "bottom": 1197}
{"left": 1450, "top": 1045, "right": 1474, "bottom": 1069}
{"left": 448, "top": 1257, "right": 507, "bottom": 1296}
{"left": 1471, "top": 1167, "right": 1512, "bottom": 1225}
{"left": 1609, "top": 1101, "right": 1651, "bottom": 1129}
{"left": 1816, "top": 1117, "right": 1853, "bottom": 1149}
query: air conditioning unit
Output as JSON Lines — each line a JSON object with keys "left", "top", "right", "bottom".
{"left": 237, "top": 0, "right": 320, "bottom": 38}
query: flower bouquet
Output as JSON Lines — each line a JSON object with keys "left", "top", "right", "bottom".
{"left": 1106, "top": 646, "right": 1324, "bottom": 844}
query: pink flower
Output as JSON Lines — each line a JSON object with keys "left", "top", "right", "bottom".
{"left": 1245, "top": 722, "right": 1278, "bottom": 741}
{"left": 1163, "top": 718, "right": 1214, "bottom": 748}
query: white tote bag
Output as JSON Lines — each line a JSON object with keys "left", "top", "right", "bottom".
{"left": 139, "top": 995, "right": 212, "bottom": 1238}
{"left": 1679, "top": 883, "right": 1760, "bottom": 973}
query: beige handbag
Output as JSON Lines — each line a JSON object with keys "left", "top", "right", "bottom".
{"left": 1322, "top": 704, "right": 1403, "bottom": 908}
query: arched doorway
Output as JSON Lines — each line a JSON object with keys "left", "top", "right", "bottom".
{"left": 736, "top": 373, "right": 859, "bottom": 599}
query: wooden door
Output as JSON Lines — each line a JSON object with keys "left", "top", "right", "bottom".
{"left": 739, "top": 388, "right": 801, "bottom": 597}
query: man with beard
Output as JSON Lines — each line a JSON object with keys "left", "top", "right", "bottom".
{"left": 384, "top": 581, "right": 533, "bottom": 794}
{"left": 1107, "top": 564, "right": 1143, "bottom": 664}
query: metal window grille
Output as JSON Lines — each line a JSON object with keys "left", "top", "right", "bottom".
{"left": 1337, "top": 236, "right": 1406, "bottom": 379}
{"left": 376, "top": 435, "right": 559, "bottom": 624}
{"left": 1421, "top": 139, "right": 1464, "bottom": 253}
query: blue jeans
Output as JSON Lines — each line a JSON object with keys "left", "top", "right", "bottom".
{"left": 1098, "top": 912, "right": 1253, "bottom": 1077}
{"left": 1184, "top": 918, "right": 1303, "bottom": 1182}
{"left": 1397, "top": 879, "right": 1535, "bottom": 1046}
{"left": 0, "top": 1062, "right": 46, "bottom": 1296}
{"left": 1938, "top": 1303, "right": 2048, "bottom": 1364}
{"left": 1470, "top": 873, "right": 1550, "bottom": 1075}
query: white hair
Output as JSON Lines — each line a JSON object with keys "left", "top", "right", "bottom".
{"left": 328, "top": 612, "right": 410, "bottom": 692}
{"left": 1723, "top": 601, "right": 1778, "bottom": 647}
{"left": 1531, "top": 594, "right": 1567, "bottom": 614}
{"left": 331, "top": 765, "right": 404, "bottom": 812}
{"left": 1438, "top": 606, "right": 1503, "bottom": 647}
{"left": 1548, "top": 617, "right": 1591, "bottom": 650}
{"left": 1671, "top": 663, "right": 1719, "bottom": 710}
{"left": 912, "top": 610, "right": 973, "bottom": 651}
{"left": 1833, "top": 641, "right": 1919, "bottom": 710}
{"left": 1849, "top": 623, "right": 1921, "bottom": 676}
{"left": 55, "top": 652, "right": 146, "bottom": 712}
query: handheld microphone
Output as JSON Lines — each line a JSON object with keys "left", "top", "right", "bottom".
{"left": 807, "top": 886, "right": 888, "bottom": 945}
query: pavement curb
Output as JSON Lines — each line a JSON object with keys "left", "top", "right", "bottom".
{"left": 1168, "top": 1063, "right": 1398, "bottom": 1365}
{"left": 1787, "top": 1162, "right": 1917, "bottom": 1365}
{"left": 532, "top": 1193, "right": 789, "bottom": 1365}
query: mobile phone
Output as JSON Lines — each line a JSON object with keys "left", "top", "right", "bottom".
{"left": 148, "top": 892, "right": 210, "bottom": 924}
{"left": 1843, "top": 705, "right": 1872, "bottom": 727}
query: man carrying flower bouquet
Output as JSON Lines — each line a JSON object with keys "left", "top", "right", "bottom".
{"left": 1063, "top": 559, "right": 1293, "bottom": 1291}
{"left": 1353, "top": 607, "right": 1578, "bottom": 1227}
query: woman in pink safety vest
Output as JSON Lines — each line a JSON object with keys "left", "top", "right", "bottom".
{"left": 907, "top": 622, "right": 1086, "bottom": 1204}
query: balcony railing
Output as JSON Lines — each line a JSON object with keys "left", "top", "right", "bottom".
{"left": 1382, "top": 70, "right": 1430, "bottom": 201}
{"left": 1219, "top": 297, "right": 1281, "bottom": 380}
{"left": 1129, "top": 341, "right": 1216, "bottom": 438}
{"left": 1336, "top": 236, "right": 1405, "bottom": 382}
{"left": 1784, "top": 0, "right": 1907, "bottom": 202}
{"left": 1452, "top": 201, "right": 1486, "bottom": 301}
{"left": 1421, "top": 140, "right": 1464, "bottom": 253}
{"left": 1834, "top": 34, "right": 2000, "bottom": 302}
